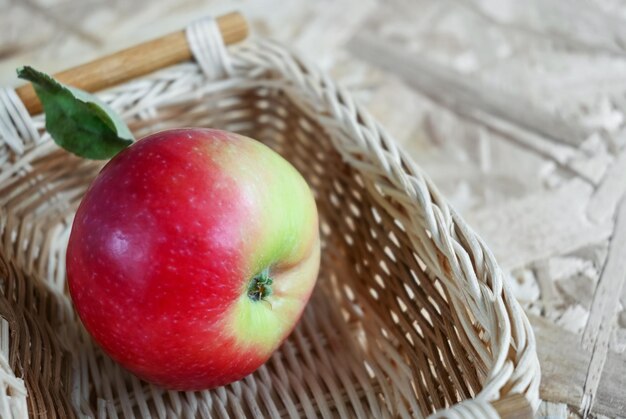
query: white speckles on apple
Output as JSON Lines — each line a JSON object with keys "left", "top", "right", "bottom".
{"left": 108, "top": 229, "right": 129, "bottom": 256}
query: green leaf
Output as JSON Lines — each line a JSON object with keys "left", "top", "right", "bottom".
{"left": 17, "top": 66, "right": 133, "bottom": 160}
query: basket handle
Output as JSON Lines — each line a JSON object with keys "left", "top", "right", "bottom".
{"left": 15, "top": 11, "right": 248, "bottom": 116}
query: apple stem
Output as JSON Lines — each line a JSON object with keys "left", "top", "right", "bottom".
{"left": 248, "top": 268, "right": 273, "bottom": 302}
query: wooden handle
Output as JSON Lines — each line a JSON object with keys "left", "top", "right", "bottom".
{"left": 16, "top": 11, "right": 248, "bottom": 115}
{"left": 491, "top": 394, "right": 533, "bottom": 419}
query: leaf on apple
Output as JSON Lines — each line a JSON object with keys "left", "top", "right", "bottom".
{"left": 17, "top": 66, "right": 134, "bottom": 160}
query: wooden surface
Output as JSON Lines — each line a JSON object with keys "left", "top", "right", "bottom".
{"left": 492, "top": 394, "right": 533, "bottom": 419}
{"left": 2, "top": 1, "right": 626, "bottom": 417}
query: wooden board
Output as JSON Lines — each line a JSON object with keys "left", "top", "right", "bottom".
{"left": 2, "top": 0, "right": 626, "bottom": 417}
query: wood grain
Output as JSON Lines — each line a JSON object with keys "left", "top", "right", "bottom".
{"left": 491, "top": 394, "right": 533, "bottom": 419}
{"left": 580, "top": 195, "right": 626, "bottom": 415}
{"left": 536, "top": 402, "right": 567, "bottom": 419}
{"left": 466, "top": 179, "right": 612, "bottom": 269}
{"left": 348, "top": 32, "right": 591, "bottom": 149}
{"left": 532, "top": 315, "right": 626, "bottom": 417}
{"left": 15, "top": 11, "right": 248, "bottom": 115}
{"left": 587, "top": 149, "right": 626, "bottom": 223}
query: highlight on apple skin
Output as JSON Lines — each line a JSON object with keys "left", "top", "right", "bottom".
{"left": 67, "top": 128, "right": 320, "bottom": 390}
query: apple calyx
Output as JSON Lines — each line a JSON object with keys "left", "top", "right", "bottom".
{"left": 247, "top": 268, "right": 273, "bottom": 302}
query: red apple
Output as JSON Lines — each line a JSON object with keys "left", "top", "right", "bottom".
{"left": 67, "top": 128, "right": 320, "bottom": 390}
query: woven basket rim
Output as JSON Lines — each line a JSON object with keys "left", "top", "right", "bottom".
{"left": 0, "top": 29, "right": 540, "bottom": 419}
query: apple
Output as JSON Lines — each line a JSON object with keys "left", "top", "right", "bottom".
{"left": 66, "top": 128, "right": 320, "bottom": 390}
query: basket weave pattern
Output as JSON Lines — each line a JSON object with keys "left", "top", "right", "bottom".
{"left": 0, "top": 19, "right": 540, "bottom": 418}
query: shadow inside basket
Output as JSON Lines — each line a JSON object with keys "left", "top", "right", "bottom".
{"left": 0, "top": 83, "right": 487, "bottom": 418}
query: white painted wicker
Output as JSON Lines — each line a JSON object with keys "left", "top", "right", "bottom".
{"left": 0, "top": 17, "right": 540, "bottom": 418}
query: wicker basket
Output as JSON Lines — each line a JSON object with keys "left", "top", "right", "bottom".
{"left": 0, "top": 15, "right": 540, "bottom": 418}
